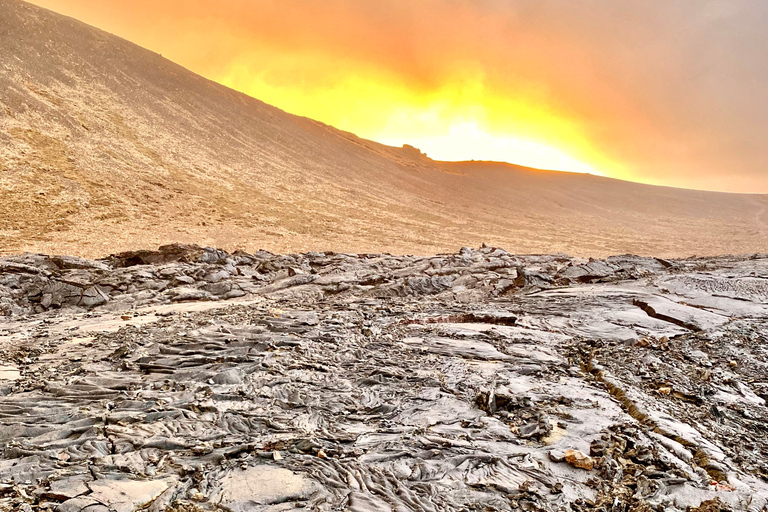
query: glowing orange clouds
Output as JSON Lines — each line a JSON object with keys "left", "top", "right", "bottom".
{"left": 26, "top": 0, "right": 768, "bottom": 192}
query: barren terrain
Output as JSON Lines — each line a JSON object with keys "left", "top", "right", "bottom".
{"left": 0, "top": 244, "right": 767, "bottom": 511}
{"left": 2, "top": 2, "right": 768, "bottom": 512}
{"left": 2, "top": 0, "right": 767, "bottom": 259}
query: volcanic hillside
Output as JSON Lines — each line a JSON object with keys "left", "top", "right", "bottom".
{"left": 1, "top": 0, "right": 767, "bottom": 258}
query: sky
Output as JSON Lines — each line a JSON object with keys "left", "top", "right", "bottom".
{"left": 28, "top": 0, "right": 768, "bottom": 193}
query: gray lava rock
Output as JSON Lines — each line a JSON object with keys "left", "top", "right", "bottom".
{"left": 174, "top": 275, "right": 195, "bottom": 285}
{"left": 168, "top": 287, "right": 212, "bottom": 302}
{"left": 213, "top": 368, "right": 244, "bottom": 385}
{"left": 0, "top": 246, "right": 766, "bottom": 511}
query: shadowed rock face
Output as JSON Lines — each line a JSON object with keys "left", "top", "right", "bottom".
{"left": 2, "top": 0, "right": 768, "bottom": 258}
{"left": 0, "top": 245, "right": 767, "bottom": 511}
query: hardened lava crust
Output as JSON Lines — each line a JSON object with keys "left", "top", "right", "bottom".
{"left": 0, "top": 244, "right": 766, "bottom": 511}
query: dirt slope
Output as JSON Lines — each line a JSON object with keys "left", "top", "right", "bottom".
{"left": 1, "top": 0, "right": 766, "bottom": 258}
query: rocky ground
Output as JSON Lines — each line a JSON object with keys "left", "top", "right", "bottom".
{"left": 0, "top": 244, "right": 766, "bottom": 511}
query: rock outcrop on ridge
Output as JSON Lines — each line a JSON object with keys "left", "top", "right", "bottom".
{"left": 0, "top": 244, "right": 766, "bottom": 511}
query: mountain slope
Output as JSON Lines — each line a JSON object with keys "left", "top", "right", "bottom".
{"left": 1, "top": 0, "right": 766, "bottom": 258}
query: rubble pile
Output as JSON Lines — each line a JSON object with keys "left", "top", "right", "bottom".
{"left": 0, "top": 245, "right": 766, "bottom": 511}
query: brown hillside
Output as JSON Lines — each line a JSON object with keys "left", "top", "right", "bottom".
{"left": 1, "top": 0, "right": 766, "bottom": 257}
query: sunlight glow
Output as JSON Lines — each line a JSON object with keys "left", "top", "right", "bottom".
{"left": 26, "top": 0, "right": 629, "bottom": 179}
{"left": 380, "top": 122, "right": 603, "bottom": 175}
{"left": 220, "top": 67, "right": 618, "bottom": 176}
{"left": 25, "top": 0, "right": 768, "bottom": 192}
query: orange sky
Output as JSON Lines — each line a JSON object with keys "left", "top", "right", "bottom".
{"left": 27, "top": 0, "right": 768, "bottom": 193}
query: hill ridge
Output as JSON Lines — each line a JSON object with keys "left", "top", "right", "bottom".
{"left": 1, "top": 0, "right": 767, "bottom": 258}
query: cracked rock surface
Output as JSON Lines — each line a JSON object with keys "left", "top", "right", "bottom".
{"left": 0, "top": 245, "right": 766, "bottom": 511}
